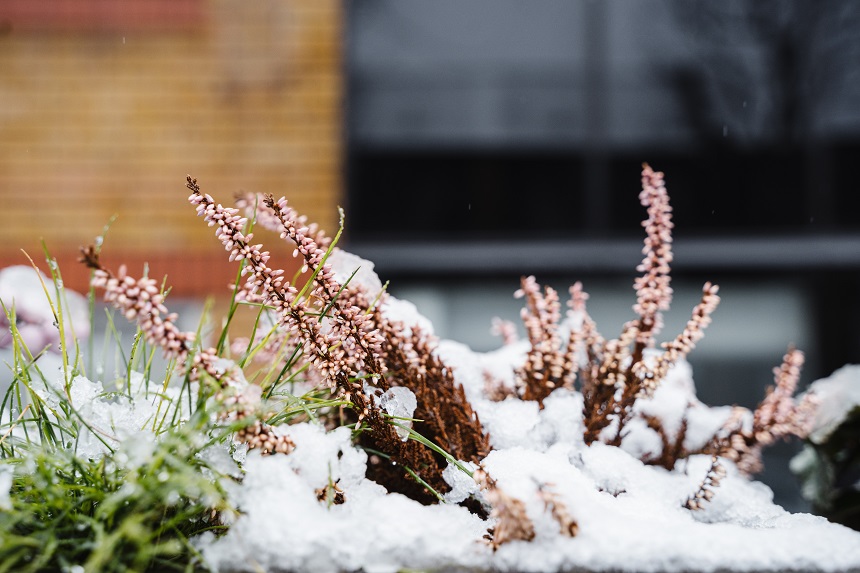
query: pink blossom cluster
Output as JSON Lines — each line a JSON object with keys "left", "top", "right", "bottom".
{"left": 188, "top": 180, "right": 381, "bottom": 392}
{"left": 633, "top": 163, "right": 674, "bottom": 343}
{"left": 754, "top": 347, "right": 817, "bottom": 444}
{"left": 265, "top": 194, "right": 384, "bottom": 379}
{"left": 85, "top": 243, "right": 292, "bottom": 454}
{"left": 516, "top": 276, "right": 567, "bottom": 392}
{"left": 490, "top": 317, "right": 519, "bottom": 346}
{"left": 92, "top": 264, "right": 194, "bottom": 358}
{"left": 85, "top": 258, "right": 231, "bottom": 385}
{"left": 643, "top": 282, "right": 721, "bottom": 395}
{"left": 189, "top": 187, "right": 330, "bottom": 377}
{"left": 222, "top": 389, "right": 295, "bottom": 455}
{"left": 235, "top": 191, "right": 331, "bottom": 251}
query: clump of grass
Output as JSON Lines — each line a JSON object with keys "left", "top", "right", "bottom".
{"left": 0, "top": 415, "right": 234, "bottom": 573}
{"left": 0, "top": 244, "right": 253, "bottom": 572}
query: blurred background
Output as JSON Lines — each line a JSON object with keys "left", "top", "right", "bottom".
{"left": 2, "top": 0, "right": 860, "bottom": 511}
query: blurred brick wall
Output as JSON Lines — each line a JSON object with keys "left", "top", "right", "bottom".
{"left": 0, "top": 0, "right": 342, "bottom": 296}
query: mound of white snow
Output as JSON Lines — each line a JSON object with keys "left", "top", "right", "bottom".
{"left": 196, "top": 339, "right": 860, "bottom": 573}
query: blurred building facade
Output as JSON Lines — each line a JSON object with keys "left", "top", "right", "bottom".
{"left": 0, "top": 0, "right": 343, "bottom": 294}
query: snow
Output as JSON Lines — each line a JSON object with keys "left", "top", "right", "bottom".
{"left": 801, "top": 364, "right": 860, "bottom": 444}
{"left": 378, "top": 386, "right": 418, "bottom": 440}
{"left": 196, "top": 336, "right": 860, "bottom": 572}
{"left": 382, "top": 295, "right": 436, "bottom": 336}
{"left": 326, "top": 248, "right": 383, "bottom": 299}
{"left": 197, "top": 425, "right": 490, "bottom": 573}
{"left": 443, "top": 459, "right": 480, "bottom": 503}
{"left": 30, "top": 371, "right": 199, "bottom": 460}
{"left": 18, "top": 337, "right": 858, "bottom": 572}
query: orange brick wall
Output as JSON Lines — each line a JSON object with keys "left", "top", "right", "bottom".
{"left": 0, "top": 0, "right": 342, "bottom": 295}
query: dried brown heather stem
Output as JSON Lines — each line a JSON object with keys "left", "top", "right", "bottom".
{"left": 574, "top": 286, "right": 615, "bottom": 445}
{"left": 684, "top": 454, "right": 727, "bottom": 511}
{"left": 187, "top": 177, "right": 441, "bottom": 491}
{"left": 600, "top": 281, "right": 720, "bottom": 447}
{"left": 79, "top": 245, "right": 294, "bottom": 455}
{"left": 516, "top": 276, "right": 566, "bottom": 405}
{"left": 315, "top": 479, "right": 345, "bottom": 506}
{"left": 631, "top": 163, "right": 674, "bottom": 354}
{"left": 537, "top": 483, "right": 579, "bottom": 537}
{"left": 352, "top": 284, "right": 490, "bottom": 465}
{"left": 641, "top": 282, "right": 721, "bottom": 397}
{"left": 714, "top": 347, "right": 816, "bottom": 475}
{"left": 641, "top": 412, "right": 691, "bottom": 470}
{"left": 475, "top": 468, "right": 536, "bottom": 549}
{"left": 558, "top": 285, "right": 587, "bottom": 391}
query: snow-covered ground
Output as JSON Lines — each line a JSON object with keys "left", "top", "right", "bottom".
{"left": 195, "top": 296, "right": 860, "bottom": 573}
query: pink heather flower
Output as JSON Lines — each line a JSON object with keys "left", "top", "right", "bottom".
{"left": 92, "top": 264, "right": 195, "bottom": 359}
{"left": 640, "top": 282, "right": 720, "bottom": 396}
{"left": 187, "top": 180, "right": 357, "bottom": 391}
{"left": 235, "top": 191, "right": 331, "bottom": 251}
{"left": 490, "top": 317, "right": 519, "bottom": 346}
{"left": 754, "top": 347, "right": 811, "bottom": 443}
{"left": 633, "top": 163, "right": 674, "bottom": 344}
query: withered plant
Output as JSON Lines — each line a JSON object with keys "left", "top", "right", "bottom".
{"left": 709, "top": 347, "right": 817, "bottom": 475}
{"left": 186, "top": 179, "right": 489, "bottom": 501}
{"left": 508, "top": 166, "right": 816, "bottom": 508}
{"left": 474, "top": 467, "right": 536, "bottom": 549}
{"left": 513, "top": 164, "right": 721, "bottom": 447}
{"left": 233, "top": 188, "right": 489, "bottom": 502}
{"left": 686, "top": 349, "right": 815, "bottom": 511}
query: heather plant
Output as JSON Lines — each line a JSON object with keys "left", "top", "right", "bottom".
{"left": 0, "top": 164, "right": 839, "bottom": 572}
{"left": 510, "top": 165, "right": 721, "bottom": 446}
{"left": 494, "top": 164, "right": 815, "bottom": 514}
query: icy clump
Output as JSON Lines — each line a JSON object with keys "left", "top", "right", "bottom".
{"left": 443, "top": 459, "right": 480, "bottom": 504}
{"left": 379, "top": 386, "right": 418, "bottom": 441}
{"left": 326, "top": 248, "right": 384, "bottom": 298}
{"left": 801, "top": 364, "right": 860, "bottom": 443}
{"left": 198, "top": 423, "right": 489, "bottom": 573}
{"left": 33, "top": 371, "right": 199, "bottom": 460}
